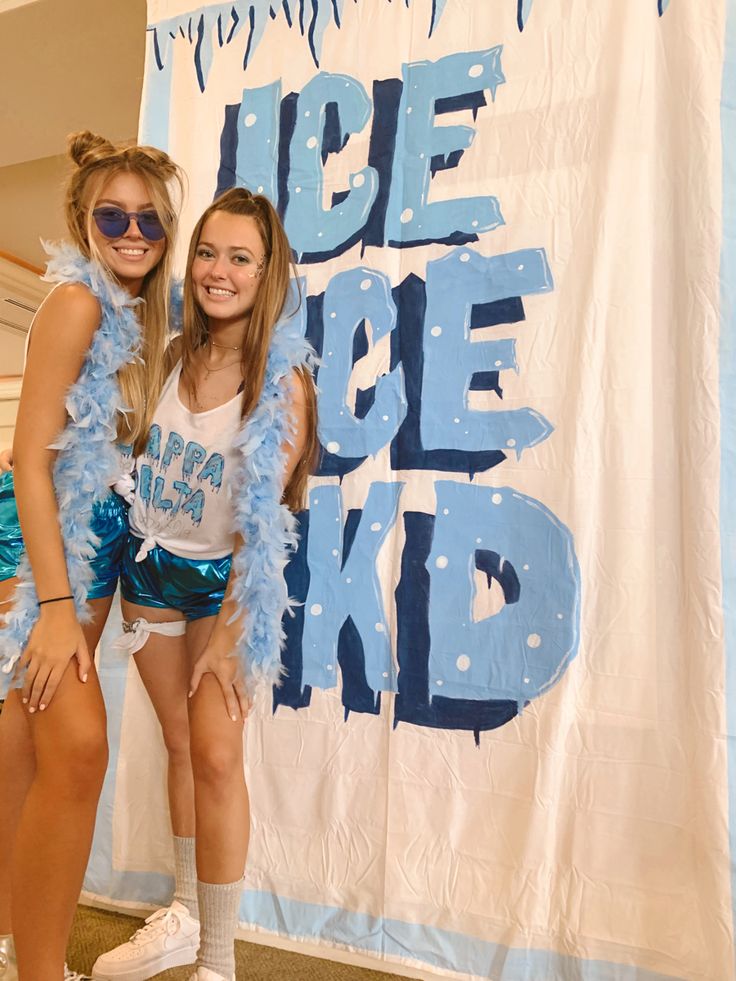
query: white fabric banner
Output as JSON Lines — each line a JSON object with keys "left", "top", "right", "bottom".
{"left": 83, "top": 2, "right": 736, "bottom": 979}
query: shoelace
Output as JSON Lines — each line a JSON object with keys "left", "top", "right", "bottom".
{"left": 64, "top": 968, "right": 92, "bottom": 981}
{"left": 130, "top": 906, "right": 182, "bottom": 946}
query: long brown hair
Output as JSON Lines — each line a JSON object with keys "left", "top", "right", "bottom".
{"left": 181, "top": 188, "right": 317, "bottom": 511}
{"left": 65, "top": 130, "right": 183, "bottom": 454}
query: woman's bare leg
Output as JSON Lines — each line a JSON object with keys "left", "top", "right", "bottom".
{"left": 0, "top": 578, "right": 31, "bottom": 936}
{"left": 187, "top": 615, "right": 249, "bottom": 883}
{"left": 123, "top": 599, "right": 195, "bottom": 838}
{"left": 8, "top": 595, "right": 111, "bottom": 981}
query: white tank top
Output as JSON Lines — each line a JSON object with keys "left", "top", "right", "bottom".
{"left": 128, "top": 361, "right": 242, "bottom": 560}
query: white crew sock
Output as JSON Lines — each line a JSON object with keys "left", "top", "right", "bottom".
{"left": 172, "top": 835, "right": 199, "bottom": 919}
{"left": 196, "top": 878, "right": 242, "bottom": 978}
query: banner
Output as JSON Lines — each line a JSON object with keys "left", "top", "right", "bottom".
{"left": 83, "top": 2, "right": 736, "bottom": 978}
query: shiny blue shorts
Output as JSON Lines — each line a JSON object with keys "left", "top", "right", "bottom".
{"left": 0, "top": 470, "right": 127, "bottom": 599}
{"left": 120, "top": 534, "right": 232, "bottom": 621}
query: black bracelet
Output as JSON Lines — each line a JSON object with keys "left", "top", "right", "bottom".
{"left": 38, "top": 595, "right": 74, "bottom": 607}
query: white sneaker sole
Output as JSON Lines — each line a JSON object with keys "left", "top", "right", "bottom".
{"left": 91, "top": 941, "right": 198, "bottom": 981}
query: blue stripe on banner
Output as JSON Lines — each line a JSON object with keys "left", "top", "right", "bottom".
{"left": 239, "top": 891, "right": 683, "bottom": 981}
{"left": 722, "top": 0, "right": 736, "bottom": 974}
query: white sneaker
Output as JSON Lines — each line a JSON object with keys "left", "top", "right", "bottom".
{"left": 91, "top": 902, "right": 199, "bottom": 981}
{"left": 0, "top": 936, "right": 16, "bottom": 981}
{"left": 187, "top": 969, "right": 235, "bottom": 981}
{"left": 65, "top": 968, "right": 92, "bottom": 981}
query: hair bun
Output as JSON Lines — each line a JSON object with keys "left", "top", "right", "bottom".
{"left": 67, "top": 130, "right": 113, "bottom": 167}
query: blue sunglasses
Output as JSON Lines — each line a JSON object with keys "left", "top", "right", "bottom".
{"left": 92, "top": 207, "right": 166, "bottom": 242}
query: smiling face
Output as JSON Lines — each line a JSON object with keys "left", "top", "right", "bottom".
{"left": 190, "top": 211, "right": 267, "bottom": 331}
{"left": 88, "top": 170, "right": 167, "bottom": 295}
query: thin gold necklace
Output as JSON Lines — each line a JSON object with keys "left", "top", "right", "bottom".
{"left": 210, "top": 338, "right": 242, "bottom": 351}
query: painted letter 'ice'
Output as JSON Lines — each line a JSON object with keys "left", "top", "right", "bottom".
{"left": 385, "top": 48, "right": 505, "bottom": 246}
{"left": 286, "top": 73, "right": 379, "bottom": 258}
{"left": 421, "top": 247, "right": 554, "bottom": 453}
{"left": 318, "top": 268, "right": 406, "bottom": 458}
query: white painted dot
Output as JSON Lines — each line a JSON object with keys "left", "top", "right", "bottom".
{"left": 527, "top": 633, "right": 541, "bottom": 649}
{"left": 244, "top": 113, "right": 257, "bottom": 127}
{"left": 318, "top": 231, "right": 323, "bottom": 237}
{"left": 419, "top": 153, "right": 425, "bottom": 159}
{"left": 310, "top": 604, "right": 323, "bottom": 616}
{"left": 346, "top": 577, "right": 352, "bottom": 583}
{"left": 330, "top": 311, "right": 337, "bottom": 318}
{"left": 556, "top": 613, "right": 564, "bottom": 620}
{"left": 442, "top": 508, "right": 449, "bottom": 515}
{"left": 400, "top": 208, "right": 414, "bottom": 224}
{"left": 523, "top": 676, "right": 530, "bottom": 684}
{"left": 375, "top": 622, "right": 385, "bottom": 632}
{"left": 435, "top": 555, "right": 448, "bottom": 569}
{"left": 456, "top": 655, "right": 471, "bottom": 671}
{"left": 382, "top": 414, "right": 389, "bottom": 421}
{"left": 382, "top": 671, "right": 389, "bottom": 678}
{"left": 360, "top": 278, "right": 372, "bottom": 290}
{"left": 313, "top": 498, "right": 319, "bottom": 505}
{"left": 332, "top": 548, "right": 339, "bottom": 557}
{"left": 471, "top": 219, "right": 479, "bottom": 228}
{"left": 517, "top": 264, "right": 525, "bottom": 271}
{"left": 495, "top": 360, "right": 503, "bottom": 367}
{"left": 352, "top": 173, "right": 365, "bottom": 187}
{"left": 406, "top": 106, "right": 413, "bottom": 114}
{"left": 436, "top": 679, "right": 444, "bottom": 686}
{"left": 523, "top": 564, "right": 530, "bottom": 571}
{"left": 492, "top": 493, "right": 502, "bottom": 505}
{"left": 506, "top": 438, "right": 516, "bottom": 447}
{"left": 306, "top": 136, "right": 318, "bottom": 149}
{"left": 370, "top": 522, "right": 382, "bottom": 532}
{"left": 326, "top": 441, "right": 340, "bottom": 453}
{"left": 328, "top": 351, "right": 333, "bottom": 356}
{"left": 469, "top": 63, "right": 483, "bottom": 78}
{"left": 295, "top": 186, "right": 302, "bottom": 193}
{"left": 453, "top": 417, "right": 460, "bottom": 424}
{"left": 476, "top": 537, "right": 482, "bottom": 544}
{"left": 327, "top": 663, "right": 334, "bottom": 671}
{"left": 460, "top": 252, "right": 470, "bottom": 262}
{"left": 304, "top": 110, "right": 311, "bottom": 117}
{"left": 431, "top": 325, "right": 442, "bottom": 337}
{"left": 257, "top": 185, "right": 264, "bottom": 193}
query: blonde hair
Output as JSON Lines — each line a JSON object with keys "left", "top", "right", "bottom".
{"left": 181, "top": 188, "right": 317, "bottom": 511}
{"left": 65, "top": 130, "right": 183, "bottom": 454}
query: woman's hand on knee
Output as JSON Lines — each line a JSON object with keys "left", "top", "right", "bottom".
{"left": 189, "top": 636, "right": 250, "bottom": 724}
{"left": 20, "top": 603, "right": 92, "bottom": 712}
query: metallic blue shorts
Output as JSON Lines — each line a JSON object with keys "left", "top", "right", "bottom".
{"left": 0, "top": 471, "right": 127, "bottom": 599}
{"left": 120, "top": 534, "right": 232, "bottom": 621}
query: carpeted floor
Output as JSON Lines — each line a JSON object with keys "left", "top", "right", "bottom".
{"left": 69, "top": 904, "right": 412, "bottom": 980}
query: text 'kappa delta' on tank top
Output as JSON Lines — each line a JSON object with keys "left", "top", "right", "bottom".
{"left": 128, "top": 360, "right": 242, "bottom": 560}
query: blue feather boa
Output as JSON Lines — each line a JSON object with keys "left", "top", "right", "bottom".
{"left": 229, "top": 308, "right": 315, "bottom": 693}
{"left": 0, "top": 243, "right": 143, "bottom": 696}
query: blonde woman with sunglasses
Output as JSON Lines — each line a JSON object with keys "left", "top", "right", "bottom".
{"left": 0, "top": 131, "right": 182, "bottom": 981}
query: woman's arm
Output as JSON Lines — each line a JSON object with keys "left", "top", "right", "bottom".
{"left": 188, "top": 370, "right": 311, "bottom": 720}
{"left": 13, "top": 283, "right": 102, "bottom": 711}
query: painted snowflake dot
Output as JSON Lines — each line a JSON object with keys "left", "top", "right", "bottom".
{"left": 527, "top": 634, "right": 541, "bottom": 649}
{"left": 310, "top": 604, "right": 323, "bottom": 616}
{"left": 435, "top": 555, "right": 448, "bottom": 569}
{"left": 456, "top": 655, "right": 471, "bottom": 671}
